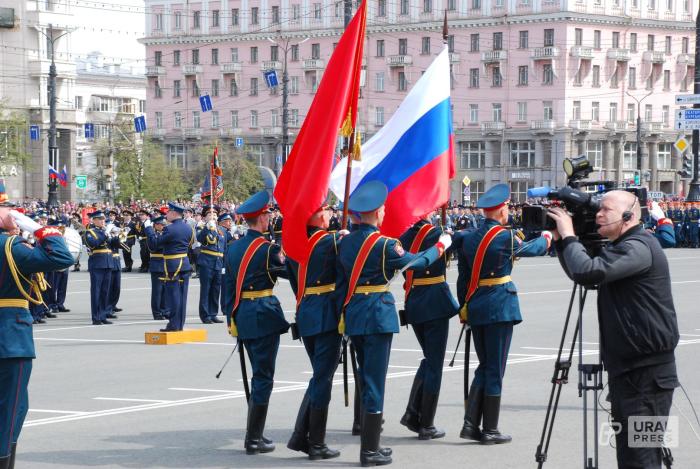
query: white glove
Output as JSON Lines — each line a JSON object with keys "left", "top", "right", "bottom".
{"left": 338, "top": 229, "right": 350, "bottom": 237}
{"left": 438, "top": 233, "right": 452, "bottom": 250}
{"left": 110, "top": 225, "right": 121, "bottom": 235}
{"left": 207, "top": 220, "right": 217, "bottom": 230}
{"left": 105, "top": 223, "right": 114, "bottom": 234}
{"left": 144, "top": 219, "right": 152, "bottom": 229}
{"left": 9, "top": 211, "right": 42, "bottom": 233}
{"left": 650, "top": 201, "right": 665, "bottom": 221}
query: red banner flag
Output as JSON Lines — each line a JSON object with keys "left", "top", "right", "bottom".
{"left": 274, "top": 0, "right": 367, "bottom": 261}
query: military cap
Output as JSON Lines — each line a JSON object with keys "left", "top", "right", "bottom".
{"left": 348, "top": 180, "right": 388, "bottom": 213}
{"left": 107, "top": 209, "right": 118, "bottom": 216}
{"left": 122, "top": 209, "right": 134, "bottom": 216}
{"left": 138, "top": 208, "right": 150, "bottom": 216}
{"left": 202, "top": 205, "right": 218, "bottom": 216}
{"left": 0, "top": 179, "right": 16, "bottom": 207}
{"left": 237, "top": 191, "right": 271, "bottom": 219}
{"left": 152, "top": 215, "right": 166, "bottom": 225}
{"left": 167, "top": 202, "right": 184, "bottom": 214}
{"left": 218, "top": 213, "right": 232, "bottom": 223}
{"left": 476, "top": 184, "right": 510, "bottom": 210}
{"left": 90, "top": 210, "right": 106, "bottom": 219}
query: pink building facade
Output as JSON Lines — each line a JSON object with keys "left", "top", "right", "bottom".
{"left": 140, "top": 0, "right": 698, "bottom": 202}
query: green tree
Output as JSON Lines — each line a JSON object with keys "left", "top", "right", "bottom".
{"left": 0, "top": 101, "right": 32, "bottom": 167}
{"left": 141, "top": 144, "right": 188, "bottom": 201}
{"left": 92, "top": 119, "right": 145, "bottom": 201}
{"left": 191, "top": 143, "right": 264, "bottom": 204}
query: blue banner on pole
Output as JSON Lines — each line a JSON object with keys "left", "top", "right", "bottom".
{"left": 263, "top": 70, "right": 278, "bottom": 88}
{"left": 30, "top": 125, "right": 40, "bottom": 141}
{"left": 199, "top": 94, "right": 212, "bottom": 112}
{"left": 134, "top": 115, "right": 147, "bottom": 133}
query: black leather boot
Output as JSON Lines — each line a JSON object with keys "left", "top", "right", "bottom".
{"left": 418, "top": 392, "right": 445, "bottom": 440}
{"left": 8, "top": 443, "right": 15, "bottom": 469}
{"left": 287, "top": 392, "right": 310, "bottom": 453}
{"left": 352, "top": 383, "right": 362, "bottom": 435}
{"left": 460, "top": 385, "right": 484, "bottom": 441}
{"left": 308, "top": 407, "right": 340, "bottom": 460}
{"left": 360, "top": 412, "right": 392, "bottom": 467}
{"left": 399, "top": 377, "right": 422, "bottom": 434}
{"left": 0, "top": 455, "right": 9, "bottom": 469}
{"left": 480, "top": 395, "right": 512, "bottom": 445}
{"left": 244, "top": 404, "right": 276, "bottom": 454}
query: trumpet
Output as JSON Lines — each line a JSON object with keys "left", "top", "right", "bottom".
{"left": 118, "top": 226, "right": 131, "bottom": 253}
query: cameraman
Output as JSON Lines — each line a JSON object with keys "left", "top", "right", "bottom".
{"left": 547, "top": 190, "right": 679, "bottom": 469}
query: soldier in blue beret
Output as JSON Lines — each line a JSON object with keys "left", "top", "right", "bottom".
{"left": 222, "top": 191, "right": 289, "bottom": 455}
{"left": 452, "top": 184, "right": 551, "bottom": 445}
{"left": 85, "top": 211, "right": 122, "bottom": 325}
{"left": 145, "top": 202, "right": 196, "bottom": 332}
{"left": 196, "top": 207, "right": 225, "bottom": 324}
{"left": 337, "top": 180, "right": 453, "bottom": 466}
{"left": 146, "top": 216, "right": 169, "bottom": 320}
{"left": 0, "top": 181, "right": 74, "bottom": 468}
{"left": 398, "top": 213, "right": 459, "bottom": 440}
{"left": 286, "top": 202, "right": 344, "bottom": 460}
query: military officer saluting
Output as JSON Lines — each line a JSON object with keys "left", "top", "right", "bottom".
{"left": 286, "top": 203, "right": 343, "bottom": 460}
{"left": 454, "top": 184, "right": 550, "bottom": 445}
{"left": 145, "top": 202, "right": 195, "bottom": 332}
{"left": 337, "top": 181, "right": 452, "bottom": 467}
{"left": 222, "top": 191, "right": 289, "bottom": 455}
{"left": 0, "top": 182, "right": 74, "bottom": 468}
{"left": 196, "top": 207, "right": 225, "bottom": 324}
{"left": 146, "top": 215, "right": 169, "bottom": 320}
{"left": 398, "top": 215, "right": 459, "bottom": 440}
{"left": 85, "top": 211, "right": 121, "bottom": 325}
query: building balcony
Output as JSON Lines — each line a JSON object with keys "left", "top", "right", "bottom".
{"left": 607, "top": 48, "right": 631, "bottom": 62}
{"left": 148, "top": 128, "right": 167, "bottom": 139}
{"left": 262, "top": 126, "right": 283, "bottom": 137}
{"left": 182, "top": 127, "right": 203, "bottom": 139}
{"left": 481, "top": 50, "right": 507, "bottom": 63}
{"left": 642, "top": 122, "right": 665, "bottom": 134}
{"left": 530, "top": 120, "right": 556, "bottom": 132}
{"left": 220, "top": 127, "right": 243, "bottom": 138}
{"left": 570, "top": 46, "right": 594, "bottom": 59}
{"left": 449, "top": 52, "right": 460, "bottom": 63}
{"left": 220, "top": 62, "right": 242, "bottom": 74}
{"left": 303, "top": 59, "right": 325, "bottom": 70}
{"left": 387, "top": 55, "right": 413, "bottom": 67}
{"left": 677, "top": 53, "right": 693, "bottom": 65}
{"left": 145, "top": 65, "right": 166, "bottom": 77}
{"left": 605, "top": 121, "right": 628, "bottom": 132}
{"left": 570, "top": 119, "right": 592, "bottom": 131}
{"left": 642, "top": 51, "right": 665, "bottom": 64}
{"left": 28, "top": 59, "right": 76, "bottom": 78}
{"left": 481, "top": 121, "right": 505, "bottom": 133}
{"left": 261, "top": 60, "right": 282, "bottom": 71}
{"left": 182, "top": 64, "right": 202, "bottom": 75}
{"left": 531, "top": 47, "right": 560, "bottom": 60}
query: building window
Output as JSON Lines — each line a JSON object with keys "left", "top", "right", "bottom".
{"left": 627, "top": 103, "right": 636, "bottom": 123}
{"left": 610, "top": 102, "right": 618, "bottom": 122}
{"left": 272, "top": 6, "right": 280, "bottom": 24}
{"left": 174, "top": 112, "right": 182, "bottom": 129}
{"left": 645, "top": 104, "right": 653, "bottom": 122}
{"left": 154, "top": 51, "right": 162, "bottom": 66}
{"left": 421, "top": 37, "right": 430, "bottom": 55}
{"left": 399, "top": 0, "right": 409, "bottom": 14}
{"left": 517, "top": 102, "right": 527, "bottom": 122}
{"left": 192, "top": 49, "right": 199, "bottom": 64}
{"left": 292, "top": 4, "right": 300, "bottom": 20}
{"left": 193, "top": 11, "right": 200, "bottom": 29}
{"left": 575, "top": 28, "right": 583, "bottom": 46}
{"left": 509, "top": 181, "right": 530, "bottom": 203}
{"left": 592, "top": 65, "right": 600, "bottom": 87}
{"left": 377, "top": 0, "right": 386, "bottom": 16}
{"left": 510, "top": 141, "right": 534, "bottom": 167}
{"left": 311, "top": 43, "right": 321, "bottom": 60}
{"left": 630, "top": 33, "right": 638, "bottom": 52}
{"left": 543, "top": 101, "right": 553, "bottom": 120}
{"left": 657, "top": 143, "right": 671, "bottom": 169}
{"left": 470, "top": 34, "right": 479, "bottom": 52}
{"left": 492, "top": 103, "right": 502, "bottom": 122}
{"left": 423, "top": 0, "right": 432, "bottom": 13}
{"left": 211, "top": 79, "right": 219, "bottom": 97}
{"left": 610, "top": 69, "right": 618, "bottom": 88}
{"left": 447, "top": 0, "right": 457, "bottom": 10}
{"left": 174, "top": 11, "right": 182, "bottom": 29}
{"left": 192, "top": 111, "right": 200, "bottom": 128}
{"left": 587, "top": 141, "right": 603, "bottom": 168}
{"left": 519, "top": 31, "right": 528, "bottom": 49}
{"left": 231, "top": 111, "right": 239, "bottom": 128}
{"left": 211, "top": 48, "right": 218, "bottom": 65}
{"left": 314, "top": 3, "right": 322, "bottom": 19}
{"left": 663, "top": 70, "right": 670, "bottom": 90}
{"left": 155, "top": 112, "right": 163, "bottom": 129}
{"left": 623, "top": 142, "right": 637, "bottom": 169}
{"left": 290, "top": 109, "right": 299, "bottom": 127}
{"left": 270, "top": 45, "right": 279, "bottom": 61}
{"left": 291, "top": 44, "right": 299, "bottom": 61}
{"left": 375, "top": 72, "right": 385, "bottom": 92}
{"left": 593, "top": 30, "right": 602, "bottom": 49}
{"left": 460, "top": 142, "right": 485, "bottom": 169}
{"left": 544, "top": 29, "right": 554, "bottom": 47}
{"left": 168, "top": 144, "right": 185, "bottom": 169}
{"left": 231, "top": 8, "right": 239, "bottom": 26}
{"left": 290, "top": 76, "right": 299, "bottom": 94}
{"left": 493, "top": 32, "right": 503, "bottom": 50}
{"left": 682, "top": 37, "right": 689, "bottom": 54}
{"left": 447, "top": 35, "right": 455, "bottom": 53}
{"left": 399, "top": 38, "right": 408, "bottom": 55}
{"left": 469, "top": 68, "right": 479, "bottom": 88}
{"left": 155, "top": 13, "right": 163, "bottom": 30}
{"left": 573, "top": 101, "right": 581, "bottom": 120}
{"left": 469, "top": 181, "right": 484, "bottom": 204}
{"left": 250, "top": 47, "right": 258, "bottom": 63}
{"left": 191, "top": 80, "right": 199, "bottom": 97}
{"left": 665, "top": 36, "right": 672, "bottom": 54}
{"left": 518, "top": 66, "right": 528, "bottom": 86}
{"left": 155, "top": 83, "right": 162, "bottom": 98}
{"left": 647, "top": 34, "right": 655, "bottom": 51}
{"left": 469, "top": 104, "right": 479, "bottom": 123}
{"left": 543, "top": 64, "right": 554, "bottom": 85}
{"left": 75, "top": 95, "right": 83, "bottom": 109}
{"left": 250, "top": 110, "right": 258, "bottom": 128}
{"left": 629, "top": 67, "right": 637, "bottom": 89}
{"left": 229, "top": 78, "right": 238, "bottom": 96}
{"left": 251, "top": 7, "right": 259, "bottom": 25}
{"left": 662, "top": 105, "right": 670, "bottom": 126}
{"left": 492, "top": 66, "right": 502, "bottom": 87}
{"left": 398, "top": 71, "right": 408, "bottom": 91}
{"left": 212, "top": 10, "right": 220, "bottom": 27}
{"left": 592, "top": 102, "right": 600, "bottom": 122}
{"left": 612, "top": 31, "right": 620, "bottom": 48}
{"left": 375, "top": 106, "right": 384, "bottom": 126}
{"left": 211, "top": 110, "right": 219, "bottom": 128}
{"left": 230, "top": 48, "right": 239, "bottom": 63}
{"left": 173, "top": 80, "right": 181, "bottom": 97}
{"left": 376, "top": 40, "right": 385, "bottom": 57}
{"left": 250, "top": 77, "right": 258, "bottom": 96}
{"left": 174, "top": 50, "right": 181, "bottom": 65}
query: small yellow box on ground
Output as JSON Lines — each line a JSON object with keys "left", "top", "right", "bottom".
{"left": 145, "top": 329, "right": 208, "bottom": 345}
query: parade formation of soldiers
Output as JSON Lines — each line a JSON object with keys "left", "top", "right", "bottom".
{"left": 0, "top": 176, "right": 681, "bottom": 468}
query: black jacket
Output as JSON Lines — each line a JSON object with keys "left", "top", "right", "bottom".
{"left": 555, "top": 225, "right": 679, "bottom": 378}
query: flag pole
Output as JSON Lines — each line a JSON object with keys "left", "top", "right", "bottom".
{"left": 341, "top": 133, "right": 354, "bottom": 230}
{"left": 441, "top": 10, "right": 449, "bottom": 228}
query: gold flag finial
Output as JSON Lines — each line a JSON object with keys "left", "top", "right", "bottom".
{"left": 352, "top": 131, "right": 362, "bottom": 161}
{"left": 340, "top": 109, "right": 353, "bottom": 137}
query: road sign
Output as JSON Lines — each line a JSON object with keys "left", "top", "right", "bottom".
{"left": 675, "top": 94, "right": 700, "bottom": 105}
{"left": 84, "top": 123, "right": 94, "bottom": 139}
{"left": 677, "top": 109, "right": 700, "bottom": 120}
{"left": 648, "top": 191, "right": 665, "bottom": 201}
{"left": 675, "top": 119, "right": 700, "bottom": 131}
{"left": 235, "top": 137, "right": 244, "bottom": 147}
{"left": 75, "top": 175, "right": 87, "bottom": 189}
{"left": 263, "top": 70, "right": 278, "bottom": 88}
{"left": 199, "top": 94, "right": 212, "bottom": 112}
{"left": 674, "top": 136, "right": 690, "bottom": 153}
{"left": 462, "top": 175, "right": 471, "bottom": 187}
{"left": 29, "top": 125, "right": 39, "bottom": 141}
{"left": 134, "top": 115, "right": 146, "bottom": 133}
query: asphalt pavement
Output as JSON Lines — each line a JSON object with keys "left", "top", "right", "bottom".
{"left": 15, "top": 249, "right": 700, "bottom": 468}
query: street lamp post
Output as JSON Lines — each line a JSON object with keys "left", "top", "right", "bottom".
{"left": 626, "top": 90, "right": 653, "bottom": 187}
{"left": 686, "top": 9, "right": 700, "bottom": 201}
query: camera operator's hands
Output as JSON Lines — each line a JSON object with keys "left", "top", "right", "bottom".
{"left": 547, "top": 207, "right": 575, "bottom": 239}
{"left": 649, "top": 201, "right": 665, "bottom": 222}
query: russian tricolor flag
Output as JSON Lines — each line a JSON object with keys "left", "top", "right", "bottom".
{"left": 330, "top": 46, "right": 455, "bottom": 238}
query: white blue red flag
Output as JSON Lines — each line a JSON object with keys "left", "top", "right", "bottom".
{"left": 329, "top": 46, "right": 455, "bottom": 237}
{"left": 59, "top": 165, "right": 68, "bottom": 187}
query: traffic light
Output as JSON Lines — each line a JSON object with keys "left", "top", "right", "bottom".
{"left": 678, "top": 154, "right": 693, "bottom": 179}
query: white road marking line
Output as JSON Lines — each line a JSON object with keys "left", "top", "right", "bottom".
{"left": 34, "top": 338, "right": 142, "bottom": 344}
{"left": 521, "top": 346, "right": 599, "bottom": 353}
{"left": 169, "top": 388, "right": 243, "bottom": 394}
{"left": 679, "top": 333, "right": 700, "bottom": 337}
{"left": 94, "top": 397, "right": 172, "bottom": 403}
{"left": 28, "top": 409, "right": 88, "bottom": 415}
{"left": 387, "top": 365, "right": 419, "bottom": 369}
{"left": 33, "top": 321, "right": 158, "bottom": 333}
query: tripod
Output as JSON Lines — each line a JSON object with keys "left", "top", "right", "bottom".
{"left": 535, "top": 282, "right": 604, "bottom": 469}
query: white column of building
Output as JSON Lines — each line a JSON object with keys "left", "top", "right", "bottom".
{"left": 485, "top": 139, "right": 497, "bottom": 186}
{"left": 649, "top": 140, "right": 658, "bottom": 190}
{"left": 242, "top": 0, "right": 249, "bottom": 33}
{"left": 603, "top": 139, "right": 614, "bottom": 181}
{"left": 615, "top": 139, "right": 624, "bottom": 185}
{"left": 534, "top": 138, "right": 544, "bottom": 186}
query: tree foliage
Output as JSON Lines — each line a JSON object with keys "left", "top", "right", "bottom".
{"left": 0, "top": 101, "right": 32, "bottom": 167}
{"left": 140, "top": 141, "right": 188, "bottom": 201}
{"left": 190, "top": 143, "right": 264, "bottom": 204}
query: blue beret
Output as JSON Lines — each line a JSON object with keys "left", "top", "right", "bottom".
{"left": 476, "top": 184, "right": 510, "bottom": 209}
{"left": 90, "top": 210, "right": 105, "bottom": 219}
{"left": 218, "top": 213, "right": 232, "bottom": 223}
{"left": 168, "top": 202, "right": 185, "bottom": 214}
{"left": 152, "top": 215, "right": 166, "bottom": 224}
{"left": 348, "top": 180, "right": 388, "bottom": 213}
{"left": 237, "top": 191, "right": 271, "bottom": 218}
